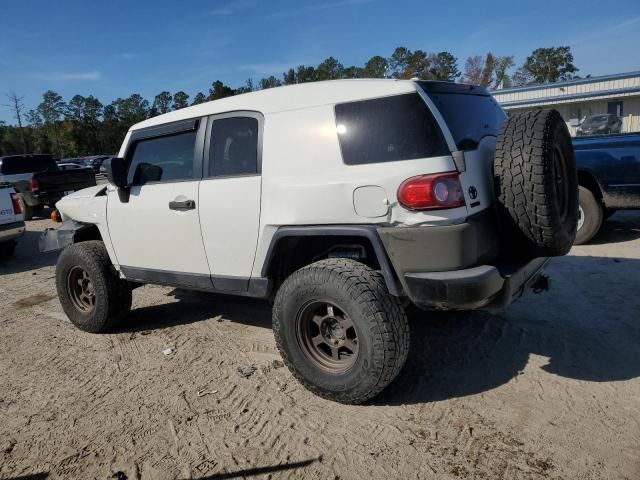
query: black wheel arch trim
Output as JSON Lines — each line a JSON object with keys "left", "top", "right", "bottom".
{"left": 260, "top": 225, "right": 404, "bottom": 297}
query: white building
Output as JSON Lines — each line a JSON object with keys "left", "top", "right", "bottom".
{"left": 492, "top": 71, "right": 640, "bottom": 136}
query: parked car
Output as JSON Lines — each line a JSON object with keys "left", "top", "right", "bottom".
{"left": 41, "top": 80, "right": 577, "bottom": 403}
{"left": 574, "top": 133, "right": 640, "bottom": 244}
{"left": 90, "top": 156, "right": 112, "bottom": 173}
{"left": 0, "top": 154, "right": 97, "bottom": 220}
{"left": 57, "top": 162, "right": 93, "bottom": 171}
{"left": 0, "top": 183, "right": 25, "bottom": 257}
{"left": 576, "top": 114, "right": 622, "bottom": 136}
{"left": 98, "top": 157, "right": 112, "bottom": 175}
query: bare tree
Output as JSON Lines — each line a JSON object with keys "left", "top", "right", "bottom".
{"left": 4, "top": 92, "right": 28, "bottom": 152}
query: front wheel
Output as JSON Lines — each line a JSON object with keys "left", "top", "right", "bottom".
{"left": 273, "top": 259, "right": 409, "bottom": 404}
{"left": 56, "top": 241, "right": 132, "bottom": 333}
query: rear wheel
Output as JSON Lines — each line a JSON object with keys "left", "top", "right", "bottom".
{"left": 574, "top": 186, "right": 604, "bottom": 245}
{"left": 273, "top": 259, "right": 409, "bottom": 404}
{"left": 17, "top": 194, "right": 34, "bottom": 221}
{"left": 56, "top": 241, "right": 132, "bottom": 333}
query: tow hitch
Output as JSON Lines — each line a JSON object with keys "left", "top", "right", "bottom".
{"left": 531, "top": 274, "right": 551, "bottom": 293}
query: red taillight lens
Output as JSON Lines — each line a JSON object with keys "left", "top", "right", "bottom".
{"left": 397, "top": 173, "right": 465, "bottom": 210}
{"left": 10, "top": 193, "right": 22, "bottom": 214}
{"left": 28, "top": 177, "right": 39, "bottom": 191}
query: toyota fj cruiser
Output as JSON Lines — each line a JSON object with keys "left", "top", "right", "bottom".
{"left": 41, "top": 80, "right": 578, "bottom": 404}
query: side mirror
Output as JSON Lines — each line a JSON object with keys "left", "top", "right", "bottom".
{"left": 107, "top": 157, "right": 128, "bottom": 189}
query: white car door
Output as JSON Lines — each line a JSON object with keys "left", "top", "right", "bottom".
{"left": 198, "top": 112, "right": 263, "bottom": 293}
{"left": 107, "top": 118, "right": 212, "bottom": 288}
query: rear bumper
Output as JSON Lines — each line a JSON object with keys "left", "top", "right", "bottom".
{"left": 404, "top": 257, "right": 550, "bottom": 310}
{"left": 377, "top": 210, "right": 550, "bottom": 310}
{"left": 0, "top": 221, "right": 26, "bottom": 243}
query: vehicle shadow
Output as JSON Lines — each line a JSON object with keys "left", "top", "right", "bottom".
{"left": 111, "top": 289, "right": 272, "bottom": 334}
{"left": 374, "top": 254, "right": 640, "bottom": 405}
{"left": 0, "top": 230, "right": 58, "bottom": 275}
{"left": 102, "top": 251, "right": 640, "bottom": 406}
{"left": 585, "top": 211, "right": 640, "bottom": 245}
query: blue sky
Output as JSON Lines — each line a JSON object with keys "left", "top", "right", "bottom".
{"left": 1, "top": 0, "right": 639, "bottom": 123}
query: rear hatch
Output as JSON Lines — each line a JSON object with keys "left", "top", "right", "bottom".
{"left": 416, "top": 82, "right": 507, "bottom": 215}
{"left": 0, "top": 185, "right": 16, "bottom": 225}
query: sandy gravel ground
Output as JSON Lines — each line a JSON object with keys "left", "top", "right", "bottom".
{"left": 1, "top": 212, "right": 639, "bottom": 480}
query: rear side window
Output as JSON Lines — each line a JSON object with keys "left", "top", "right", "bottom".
{"left": 417, "top": 82, "right": 506, "bottom": 151}
{"left": 0, "top": 155, "right": 54, "bottom": 175}
{"left": 209, "top": 117, "right": 259, "bottom": 177}
{"left": 127, "top": 130, "right": 197, "bottom": 185}
{"left": 334, "top": 93, "right": 449, "bottom": 165}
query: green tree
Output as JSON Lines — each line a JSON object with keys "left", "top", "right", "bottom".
{"left": 316, "top": 57, "right": 344, "bottom": 81}
{"left": 522, "top": 46, "right": 578, "bottom": 83}
{"left": 259, "top": 76, "right": 282, "bottom": 90}
{"left": 296, "top": 65, "right": 316, "bottom": 83}
{"left": 342, "top": 66, "right": 364, "bottom": 78}
{"left": 172, "top": 91, "right": 189, "bottom": 110}
{"left": 362, "top": 56, "right": 388, "bottom": 78}
{"left": 37, "top": 90, "right": 66, "bottom": 157}
{"left": 83, "top": 95, "right": 103, "bottom": 153}
{"left": 208, "top": 80, "right": 234, "bottom": 101}
{"left": 429, "top": 52, "right": 460, "bottom": 81}
{"left": 26, "top": 109, "right": 52, "bottom": 154}
{"left": 282, "top": 68, "right": 296, "bottom": 85}
{"left": 152, "top": 91, "right": 173, "bottom": 115}
{"left": 191, "top": 92, "right": 207, "bottom": 105}
{"left": 389, "top": 47, "right": 431, "bottom": 79}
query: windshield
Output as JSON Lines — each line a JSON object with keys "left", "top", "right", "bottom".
{"left": 582, "top": 115, "right": 609, "bottom": 126}
{"left": 416, "top": 82, "right": 507, "bottom": 151}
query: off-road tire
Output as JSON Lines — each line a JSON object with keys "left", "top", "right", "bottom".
{"left": 575, "top": 186, "right": 604, "bottom": 245}
{"left": 56, "top": 240, "right": 132, "bottom": 333}
{"left": 17, "top": 194, "right": 34, "bottom": 221}
{"left": 494, "top": 109, "right": 578, "bottom": 256}
{"left": 273, "top": 259, "right": 410, "bottom": 404}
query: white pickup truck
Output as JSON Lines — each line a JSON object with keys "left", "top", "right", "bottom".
{"left": 0, "top": 183, "right": 25, "bottom": 257}
{"left": 41, "top": 80, "right": 578, "bottom": 403}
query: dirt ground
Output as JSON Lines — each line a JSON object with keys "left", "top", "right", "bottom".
{"left": 1, "top": 212, "right": 639, "bottom": 480}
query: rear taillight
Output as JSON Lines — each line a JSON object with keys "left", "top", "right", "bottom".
{"left": 10, "top": 193, "right": 22, "bottom": 214}
{"left": 397, "top": 172, "right": 465, "bottom": 210}
{"left": 28, "top": 177, "right": 39, "bottom": 192}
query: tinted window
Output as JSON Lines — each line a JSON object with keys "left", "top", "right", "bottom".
{"left": 418, "top": 82, "right": 506, "bottom": 151}
{"left": 0, "top": 155, "right": 55, "bottom": 175}
{"left": 127, "top": 130, "right": 197, "bottom": 185}
{"left": 209, "top": 117, "right": 259, "bottom": 177}
{"left": 334, "top": 93, "right": 448, "bottom": 165}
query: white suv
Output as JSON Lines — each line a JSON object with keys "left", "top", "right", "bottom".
{"left": 41, "top": 80, "right": 578, "bottom": 403}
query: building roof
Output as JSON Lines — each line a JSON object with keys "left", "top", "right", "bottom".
{"left": 492, "top": 71, "right": 640, "bottom": 108}
{"left": 132, "top": 79, "right": 417, "bottom": 131}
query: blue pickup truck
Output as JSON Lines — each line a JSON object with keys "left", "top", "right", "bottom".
{"left": 574, "top": 133, "right": 640, "bottom": 244}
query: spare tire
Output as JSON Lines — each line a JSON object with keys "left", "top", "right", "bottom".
{"left": 494, "top": 109, "right": 578, "bottom": 257}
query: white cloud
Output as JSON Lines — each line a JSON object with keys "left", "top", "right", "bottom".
{"left": 207, "top": 0, "right": 258, "bottom": 16}
{"left": 33, "top": 71, "right": 102, "bottom": 81}
{"left": 267, "top": 0, "right": 374, "bottom": 19}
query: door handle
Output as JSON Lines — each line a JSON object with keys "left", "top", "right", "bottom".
{"left": 169, "top": 199, "right": 196, "bottom": 211}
